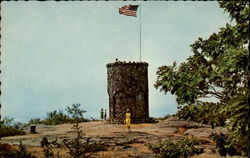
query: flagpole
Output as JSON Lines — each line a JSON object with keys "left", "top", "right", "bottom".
{"left": 139, "top": 3, "right": 141, "bottom": 62}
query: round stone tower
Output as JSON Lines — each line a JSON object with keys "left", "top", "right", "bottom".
{"left": 106, "top": 61, "right": 149, "bottom": 124}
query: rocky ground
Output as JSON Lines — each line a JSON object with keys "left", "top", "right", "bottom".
{"left": 0, "top": 117, "right": 245, "bottom": 158}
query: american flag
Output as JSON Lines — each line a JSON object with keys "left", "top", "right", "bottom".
{"left": 119, "top": 5, "right": 139, "bottom": 17}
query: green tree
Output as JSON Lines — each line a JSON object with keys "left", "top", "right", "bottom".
{"left": 155, "top": 1, "right": 248, "bottom": 156}
{"left": 63, "top": 103, "right": 89, "bottom": 158}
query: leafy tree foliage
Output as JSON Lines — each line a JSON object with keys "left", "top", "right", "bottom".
{"left": 211, "top": 133, "right": 238, "bottom": 156}
{"left": 176, "top": 102, "right": 227, "bottom": 128}
{"left": 155, "top": 1, "right": 249, "bottom": 156}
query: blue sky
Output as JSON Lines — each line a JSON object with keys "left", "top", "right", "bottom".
{"left": 1, "top": 1, "right": 232, "bottom": 123}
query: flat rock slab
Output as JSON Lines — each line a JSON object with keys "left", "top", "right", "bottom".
{"left": 184, "top": 127, "right": 227, "bottom": 138}
{"left": 157, "top": 121, "right": 189, "bottom": 127}
{"left": 129, "top": 153, "right": 155, "bottom": 158}
{"left": 2, "top": 120, "right": 228, "bottom": 158}
{"left": 158, "top": 117, "right": 211, "bottom": 128}
{"left": 159, "top": 117, "right": 189, "bottom": 127}
{"left": 154, "top": 128, "right": 178, "bottom": 133}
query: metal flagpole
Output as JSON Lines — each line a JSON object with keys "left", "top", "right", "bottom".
{"left": 139, "top": 3, "right": 141, "bottom": 62}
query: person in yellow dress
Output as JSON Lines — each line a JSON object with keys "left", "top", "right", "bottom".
{"left": 125, "top": 109, "right": 131, "bottom": 133}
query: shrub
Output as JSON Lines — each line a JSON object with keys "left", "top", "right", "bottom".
{"left": 148, "top": 137, "right": 204, "bottom": 158}
{"left": 44, "top": 110, "right": 72, "bottom": 125}
{"left": 0, "top": 141, "right": 37, "bottom": 158}
{"left": 0, "top": 117, "right": 14, "bottom": 126}
{"left": 0, "top": 126, "right": 26, "bottom": 137}
{"left": 63, "top": 137, "right": 106, "bottom": 158}
{"left": 0, "top": 117, "right": 26, "bottom": 137}
{"left": 27, "top": 109, "right": 90, "bottom": 126}
{"left": 41, "top": 137, "right": 61, "bottom": 158}
{"left": 27, "top": 118, "right": 43, "bottom": 125}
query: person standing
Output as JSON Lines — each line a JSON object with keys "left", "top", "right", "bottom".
{"left": 125, "top": 109, "right": 131, "bottom": 133}
{"left": 104, "top": 109, "right": 107, "bottom": 120}
{"left": 100, "top": 108, "right": 104, "bottom": 121}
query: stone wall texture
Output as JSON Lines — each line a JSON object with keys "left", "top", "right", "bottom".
{"left": 106, "top": 61, "right": 150, "bottom": 124}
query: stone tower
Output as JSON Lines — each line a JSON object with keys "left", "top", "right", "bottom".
{"left": 106, "top": 61, "right": 150, "bottom": 124}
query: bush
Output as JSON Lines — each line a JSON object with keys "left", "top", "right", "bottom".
{"left": 0, "top": 141, "right": 37, "bottom": 158}
{"left": 0, "top": 117, "right": 26, "bottom": 137}
{"left": 45, "top": 110, "right": 73, "bottom": 125}
{"left": 0, "top": 126, "right": 25, "bottom": 137}
{"left": 27, "top": 118, "right": 43, "bottom": 125}
{"left": 148, "top": 137, "right": 204, "bottom": 158}
{"left": 63, "top": 137, "right": 106, "bottom": 158}
{"left": 41, "top": 137, "right": 61, "bottom": 158}
{"left": 27, "top": 109, "right": 90, "bottom": 126}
